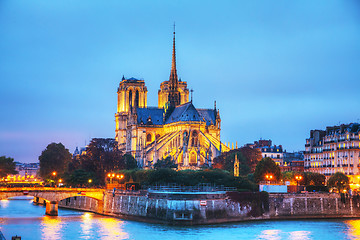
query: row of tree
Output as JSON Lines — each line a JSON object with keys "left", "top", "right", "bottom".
{"left": 38, "top": 139, "right": 137, "bottom": 185}
{"left": 36, "top": 139, "right": 351, "bottom": 192}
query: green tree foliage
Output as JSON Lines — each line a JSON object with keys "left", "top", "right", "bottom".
{"left": 253, "top": 157, "right": 281, "bottom": 183}
{"left": 303, "top": 172, "right": 326, "bottom": 186}
{"left": 64, "top": 169, "right": 98, "bottom": 186}
{"left": 123, "top": 154, "right": 138, "bottom": 170}
{"left": 282, "top": 171, "right": 325, "bottom": 186}
{"left": 327, "top": 172, "right": 350, "bottom": 192}
{"left": 79, "top": 138, "right": 125, "bottom": 184}
{"left": 0, "top": 156, "right": 18, "bottom": 178}
{"left": 117, "top": 169, "right": 257, "bottom": 191}
{"left": 213, "top": 147, "right": 262, "bottom": 175}
{"left": 39, "top": 143, "right": 71, "bottom": 179}
{"left": 153, "top": 156, "right": 177, "bottom": 169}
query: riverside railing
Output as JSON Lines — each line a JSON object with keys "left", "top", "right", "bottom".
{"left": 147, "top": 184, "right": 236, "bottom": 192}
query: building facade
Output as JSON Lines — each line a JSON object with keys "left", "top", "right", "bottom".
{"left": 282, "top": 152, "right": 304, "bottom": 172}
{"left": 304, "top": 123, "right": 360, "bottom": 180}
{"left": 115, "top": 31, "right": 229, "bottom": 169}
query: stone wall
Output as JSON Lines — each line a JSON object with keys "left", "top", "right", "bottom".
{"left": 58, "top": 191, "right": 267, "bottom": 224}
{"left": 268, "top": 193, "right": 360, "bottom": 219}
{"left": 57, "top": 191, "right": 360, "bottom": 225}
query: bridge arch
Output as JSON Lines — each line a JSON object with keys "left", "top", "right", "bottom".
{"left": 0, "top": 188, "right": 105, "bottom": 216}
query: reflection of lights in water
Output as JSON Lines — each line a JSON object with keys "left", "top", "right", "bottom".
{"left": 41, "top": 216, "right": 63, "bottom": 240}
{"left": 0, "top": 199, "right": 9, "bottom": 208}
{"left": 81, "top": 212, "right": 93, "bottom": 237}
{"left": 288, "top": 231, "right": 311, "bottom": 240}
{"left": 98, "top": 218, "right": 128, "bottom": 240}
{"left": 258, "top": 230, "right": 281, "bottom": 240}
{"left": 346, "top": 220, "right": 360, "bottom": 239}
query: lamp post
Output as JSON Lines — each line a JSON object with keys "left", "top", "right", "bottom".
{"left": 51, "top": 171, "right": 57, "bottom": 187}
{"left": 295, "top": 175, "right": 303, "bottom": 193}
{"left": 107, "top": 173, "right": 113, "bottom": 184}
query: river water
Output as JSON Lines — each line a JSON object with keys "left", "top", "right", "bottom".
{"left": 1, "top": 198, "right": 360, "bottom": 240}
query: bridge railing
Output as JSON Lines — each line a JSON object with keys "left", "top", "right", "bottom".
{"left": 147, "top": 184, "right": 236, "bottom": 193}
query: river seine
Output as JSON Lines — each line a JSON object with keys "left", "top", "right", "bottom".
{"left": 1, "top": 198, "right": 360, "bottom": 240}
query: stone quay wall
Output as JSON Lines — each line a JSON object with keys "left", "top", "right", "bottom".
{"left": 57, "top": 191, "right": 360, "bottom": 225}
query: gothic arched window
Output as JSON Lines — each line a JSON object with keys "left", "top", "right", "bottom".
{"left": 146, "top": 134, "right": 152, "bottom": 142}
{"left": 135, "top": 90, "right": 139, "bottom": 108}
{"left": 129, "top": 90, "right": 133, "bottom": 107}
{"left": 191, "top": 130, "right": 198, "bottom": 147}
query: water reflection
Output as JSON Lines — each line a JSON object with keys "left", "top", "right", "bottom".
{"left": 288, "top": 231, "right": 311, "bottom": 240}
{"left": 98, "top": 217, "right": 129, "bottom": 240}
{"left": 257, "top": 229, "right": 282, "bottom": 240}
{"left": 41, "top": 216, "right": 63, "bottom": 240}
{"left": 0, "top": 199, "right": 359, "bottom": 240}
{"left": 80, "top": 212, "right": 93, "bottom": 238}
{"left": 0, "top": 199, "right": 10, "bottom": 208}
{"left": 345, "top": 219, "right": 360, "bottom": 239}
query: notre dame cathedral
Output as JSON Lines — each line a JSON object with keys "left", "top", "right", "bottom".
{"left": 115, "top": 30, "right": 229, "bottom": 169}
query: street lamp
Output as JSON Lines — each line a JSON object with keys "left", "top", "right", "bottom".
{"left": 265, "top": 174, "right": 273, "bottom": 184}
{"left": 88, "top": 179, "right": 92, "bottom": 184}
{"left": 295, "top": 175, "right": 303, "bottom": 192}
{"left": 52, "top": 171, "right": 57, "bottom": 176}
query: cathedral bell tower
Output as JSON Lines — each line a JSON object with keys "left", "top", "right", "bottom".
{"left": 115, "top": 76, "right": 147, "bottom": 150}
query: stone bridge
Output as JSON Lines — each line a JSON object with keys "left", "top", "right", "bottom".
{"left": 0, "top": 187, "right": 105, "bottom": 216}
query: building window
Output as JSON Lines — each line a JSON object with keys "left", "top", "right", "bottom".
{"left": 146, "top": 134, "right": 152, "bottom": 142}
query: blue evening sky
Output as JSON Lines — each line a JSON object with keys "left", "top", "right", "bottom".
{"left": 1, "top": 1, "right": 359, "bottom": 163}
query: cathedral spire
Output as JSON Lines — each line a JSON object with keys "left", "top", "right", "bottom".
{"left": 171, "top": 23, "right": 177, "bottom": 79}
{"left": 168, "top": 23, "right": 181, "bottom": 108}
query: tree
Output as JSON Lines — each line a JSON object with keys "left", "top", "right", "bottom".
{"left": 80, "top": 138, "right": 124, "bottom": 184}
{"left": 239, "top": 147, "right": 262, "bottom": 172}
{"left": 213, "top": 147, "right": 262, "bottom": 175}
{"left": 64, "top": 169, "right": 98, "bottom": 186}
{"left": 253, "top": 157, "right": 281, "bottom": 183}
{"left": 39, "top": 143, "right": 71, "bottom": 179}
{"left": 0, "top": 156, "right": 18, "bottom": 178}
{"left": 303, "top": 172, "right": 326, "bottom": 186}
{"left": 327, "top": 172, "right": 349, "bottom": 192}
{"left": 153, "top": 156, "right": 177, "bottom": 169}
{"left": 124, "top": 154, "right": 138, "bottom": 170}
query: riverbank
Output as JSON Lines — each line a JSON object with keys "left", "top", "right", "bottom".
{"left": 54, "top": 190, "right": 360, "bottom": 225}
{"left": 3, "top": 198, "right": 360, "bottom": 240}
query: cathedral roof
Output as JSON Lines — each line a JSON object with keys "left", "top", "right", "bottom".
{"left": 197, "top": 109, "right": 216, "bottom": 126}
{"left": 137, "top": 107, "right": 164, "bottom": 125}
{"left": 165, "top": 102, "right": 206, "bottom": 124}
{"left": 136, "top": 103, "right": 217, "bottom": 126}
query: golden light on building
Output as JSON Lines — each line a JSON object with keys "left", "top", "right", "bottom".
{"left": 114, "top": 30, "right": 229, "bottom": 169}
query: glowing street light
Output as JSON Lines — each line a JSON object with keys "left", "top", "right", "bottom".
{"left": 52, "top": 171, "right": 57, "bottom": 176}
{"left": 295, "top": 175, "right": 303, "bottom": 193}
{"left": 88, "top": 179, "right": 92, "bottom": 183}
{"left": 265, "top": 174, "right": 273, "bottom": 181}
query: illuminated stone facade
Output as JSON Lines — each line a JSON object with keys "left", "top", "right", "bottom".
{"left": 304, "top": 123, "right": 360, "bottom": 180}
{"left": 115, "top": 31, "right": 229, "bottom": 168}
